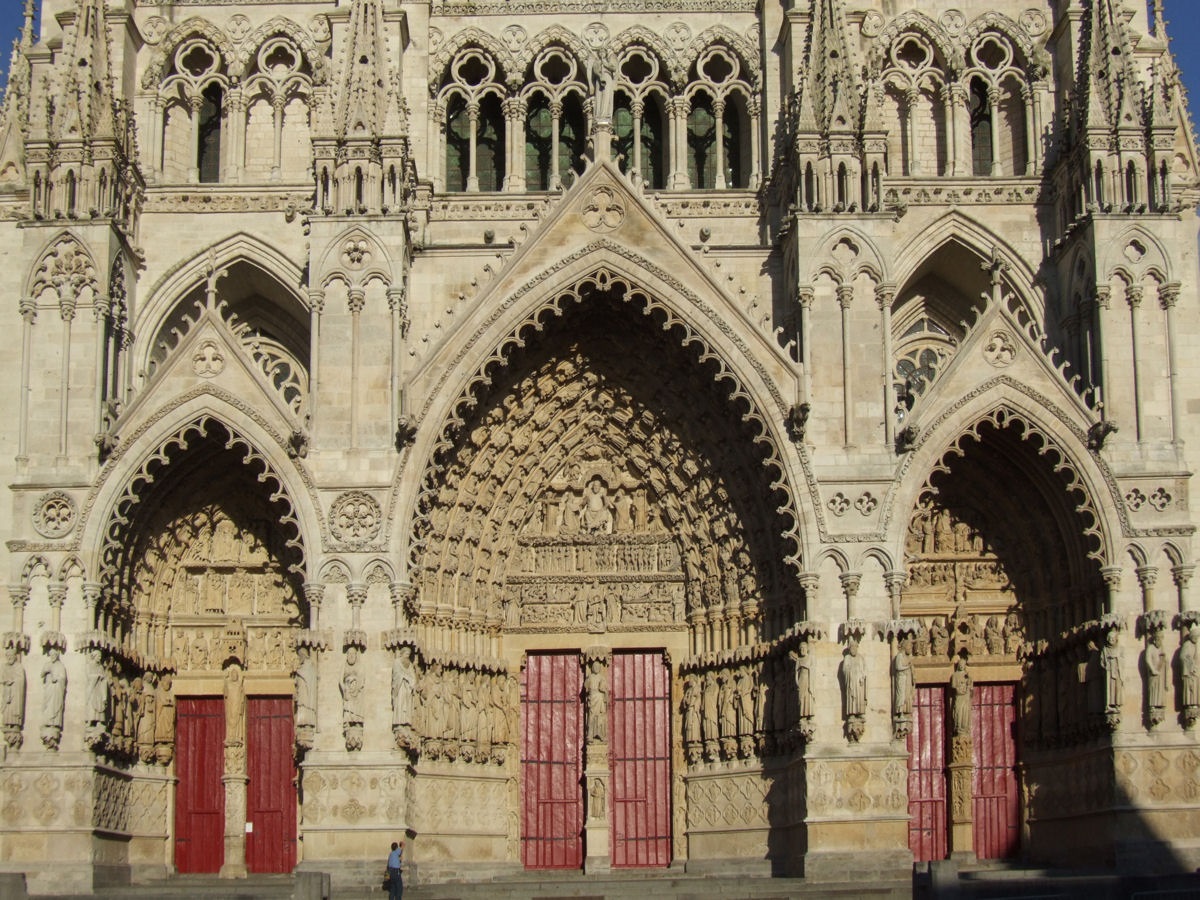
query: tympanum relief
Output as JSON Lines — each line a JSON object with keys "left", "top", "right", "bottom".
{"left": 504, "top": 460, "right": 686, "bottom": 632}
{"left": 901, "top": 501, "right": 1025, "bottom": 663}
{"left": 412, "top": 308, "right": 793, "bottom": 658}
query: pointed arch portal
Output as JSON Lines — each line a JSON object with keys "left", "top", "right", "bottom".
{"left": 101, "top": 418, "right": 306, "bottom": 875}
{"left": 410, "top": 275, "right": 801, "bottom": 868}
{"left": 901, "top": 407, "right": 1106, "bottom": 863}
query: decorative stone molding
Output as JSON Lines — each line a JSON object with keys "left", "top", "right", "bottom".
{"left": 31, "top": 491, "right": 76, "bottom": 539}
{"left": 328, "top": 491, "right": 383, "bottom": 549}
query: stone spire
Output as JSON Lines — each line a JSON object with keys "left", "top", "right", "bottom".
{"left": 806, "top": 0, "right": 862, "bottom": 136}
{"left": 793, "top": 0, "right": 866, "bottom": 212}
{"left": 0, "top": 0, "right": 35, "bottom": 186}
{"left": 21, "top": 0, "right": 141, "bottom": 225}
{"left": 314, "top": 0, "right": 411, "bottom": 215}
{"left": 1076, "top": 0, "right": 1144, "bottom": 135}
{"left": 336, "top": 0, "right": 388, "bottom": 139}
{"left": 48, "top": 0, "right": 118, "bottom": 143}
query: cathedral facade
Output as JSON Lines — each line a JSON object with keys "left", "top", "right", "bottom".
{"left": 0, "top": 0, "right": 1198, "bottom": 892}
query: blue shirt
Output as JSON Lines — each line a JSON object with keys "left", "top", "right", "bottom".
{"left": 387, "top": 847, "right": 403, "bottom": 869}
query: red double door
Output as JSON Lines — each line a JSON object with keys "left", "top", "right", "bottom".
{"left": 521, "top": 651, "right": 671, "bottom": 869}
{"left": 175, "top": 696, "right": 298, "bottom": 874}
{"left": 907, "top": 683, "right": 1019, "bottom": 862}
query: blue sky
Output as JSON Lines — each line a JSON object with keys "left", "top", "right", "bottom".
{"left": 0, "top": 2, "right": 1198, "bottom": 139}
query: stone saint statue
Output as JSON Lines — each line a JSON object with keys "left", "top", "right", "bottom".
{"left": 295, "top": 644, "right": 317, "bottom": 738}
{"left": 1101, "top": 629, "right": 1122, "bottom": 712}
{"left": 154, "top": 673, "right": 175, "bottom": 759}
{"left": 1, "top": 645, "right": 26, "bottom": 747}
{"left": 342, "top": 646, "right": 365, "bottom": 750}
{"left": 892, "top": 634, "right": 915, "bottom": 717}
{"left": 136, "top": 675, "right": 156, "bottom": 761}
{"left": 1181, "top": 624, "right": 1199, "bottom": 723}
{"left": 1144, "top": 629, "right": 1167, "bottom": 725}
{"left": 950, "top": 657, "right": 972, "bottom": 737}
{"left": 392, "top": 645, "right": 417, "bottom": 728}
{"left": 789, "top": 643, "right": 814, "bottom": 720}
{"left": 584, "top": 659, "right": 608, "bottom": 742}
{"left": 40, "top": 647, "right": 67, "bottom": 750}
{"left": 588, "top": 49, "right": 617, "bottom": 123}
{"left": 682, "top": 674, "right": 701, "bottom": 745}
{"left": 841, "top": 638, "right": 867, "bottom": 717}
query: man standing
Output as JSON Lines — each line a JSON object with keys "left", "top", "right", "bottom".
{"left": 386, "top": 840, "right": 404, "bottom": 900}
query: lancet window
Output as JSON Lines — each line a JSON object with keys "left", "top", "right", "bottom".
{"left": 521, "top": 48, "right": 587, "bottom": 191}
{"left": 683, "top": 47, "right": 754, "bottom": 190}
{"left": 612, "top": 48, "right": 669, "bottom": 190}
{"left": 438, "top": 49, "right": 508, "bottom": 192}
{"left": 963, "top": 31, "right": 1031, "bottom": 177}
{"left": 155, "top": 37, "right": 231, "bottom": 184}
{"left": 241, "top": 36, "right": 314, "bottom": 183}
{"left": 875, "top": 25, "right": 1034, "bottom": 179}
{"left": 879, "top": 32, "right": 950, "bottom": 177}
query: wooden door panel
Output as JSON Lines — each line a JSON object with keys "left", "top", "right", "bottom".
{"left": 175, "top": 697, "right": 225, "bottom": 874}
{"left": 907, "top": 686, "right": 947, "bottom": 863}
{"left": 610, "top": 651, "right": 671, "bottom": 868}
{"left": 246, "top": 696, "right": 297, "bottom": 873}
{"left": 972, "top": 683, "right": 1019, "bottom": 860}
{"left": 521, "top": 653, "right": 583, "bottom": 869}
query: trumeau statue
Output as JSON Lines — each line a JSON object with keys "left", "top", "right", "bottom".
{"left": 585, "top": 658, "right": 608, "bottom": 743}
{"left": 950, "top": 657, "right": 973, "bottom": 738}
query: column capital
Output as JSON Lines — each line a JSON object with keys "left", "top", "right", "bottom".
{"left": 1135, "top": 565, "right": 1159, "bottom": 590}
{"left": 1159, "top": 281, "right": 1181, "bottom": 309}
{"left": 875, "top": 283, "right": 896, "bottom": 310}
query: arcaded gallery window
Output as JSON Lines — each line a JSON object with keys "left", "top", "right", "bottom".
{"left": 198, "top": 83, "right": 223, "bottom": 184}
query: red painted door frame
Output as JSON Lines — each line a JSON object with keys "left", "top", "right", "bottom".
{"left": 521, "top": 652, "right": 584, "bottom": 869}
{"left": 610, "top": 651, "right": 671, "bottom": 867}
{"left": 175, "top": 697, "right": 225, "bottom": 873}
{"left": 246, "top": 696, "right": 298, "bottom": 873}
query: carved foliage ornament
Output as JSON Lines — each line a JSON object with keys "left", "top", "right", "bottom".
{"left": 329, "top": 491, "right": 383, "bottom": 548}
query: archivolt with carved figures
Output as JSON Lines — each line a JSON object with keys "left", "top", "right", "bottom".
{"left": 409, "top": 279, "right": 800, "bottom": 655}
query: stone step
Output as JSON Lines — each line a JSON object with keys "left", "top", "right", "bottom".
{"left": 28, "top": 872, "right": 910, "bottom": 900}
{"left": 399, "top": 877, "right": 909, "bottom": 900}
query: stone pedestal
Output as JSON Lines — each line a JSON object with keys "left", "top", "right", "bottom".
{"left": 220, "top": 771, "right": 248, "bottom": 878}
{"left": 947, "top": 737, "right": 974, "bottom": 861}
{"left": 583, "top": 743, "right": 610, "bottom": 873}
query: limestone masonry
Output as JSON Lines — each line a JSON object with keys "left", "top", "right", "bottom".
{"left": 0, "top": 0, "right": 1198, "bottom": 892}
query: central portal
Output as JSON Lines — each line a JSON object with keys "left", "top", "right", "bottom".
{"left": 521, "top": 650, "right": 671, "bottom": 870}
